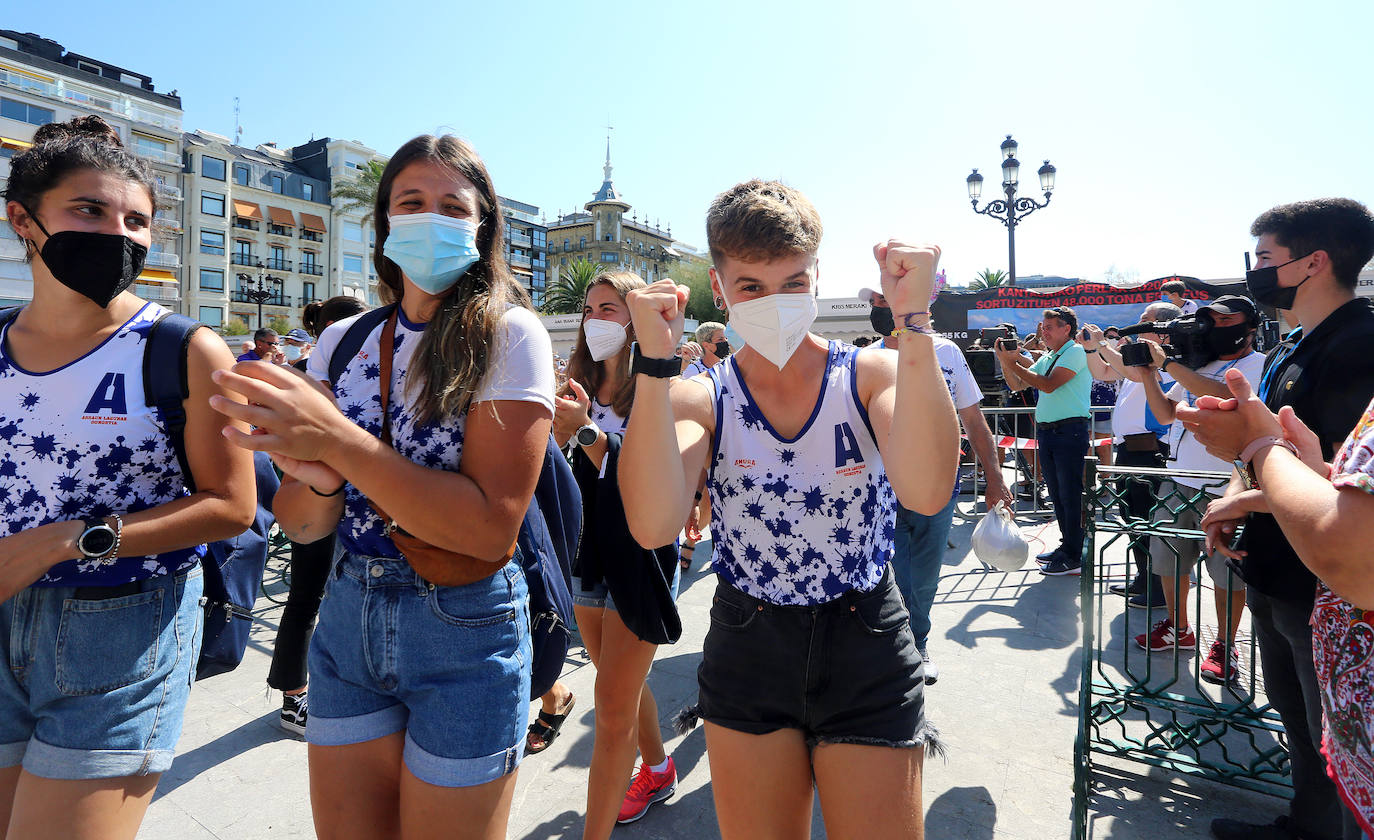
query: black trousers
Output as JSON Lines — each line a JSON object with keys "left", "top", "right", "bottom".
{"left": 1112, "top": 444, "right": 1167, "bottom": 599}
{"left": 266, "top": 533, "right": 336, "bottom": 692}
{"left": 1247, "top": 589, "right": 1351, "bottom": 839}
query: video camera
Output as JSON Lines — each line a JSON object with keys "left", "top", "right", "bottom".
{"left": 966, "top": 326, "right": 1020, "bottom": 396}
{"left": 979, "top": 326, "right": 1020, "bottom": 352}
{"left": 1115, "top": 311, "right": 1224, "bottom": 370}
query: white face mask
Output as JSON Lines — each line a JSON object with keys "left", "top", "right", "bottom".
{"left": 282, "top": 344, "right": 303, "bottom": 362}
{"left": 721, "top": 289, "right": 818, "bottom": 370}
{"left": 583, "top": 317, "right": 628, "bottom": 362}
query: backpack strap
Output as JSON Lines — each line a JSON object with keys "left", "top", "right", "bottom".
{"left": 328, "top": 303, "right": 395, "bottom": 384}
{"left": 143, "top": 313, "right": 205, "bottom": 492}
{"left": 0, "top": 306, "right": 22, "bottom": 334}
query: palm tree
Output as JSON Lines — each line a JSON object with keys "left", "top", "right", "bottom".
{"left": 541, "top": 259, "right": 601, "bottom": 314}
{"left": 330, "top": 160, "right": 387, "bottom": 226}
{"left": 970, "top": 268, "right": 1009, "bottom": 291}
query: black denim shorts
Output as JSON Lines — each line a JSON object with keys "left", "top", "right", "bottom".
{"left": 696, "top": 564, "right": 937, "bottom": 750}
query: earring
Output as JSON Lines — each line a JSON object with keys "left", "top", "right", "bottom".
{"left": 714, "top": 296, "right": 724, "bottom": 309}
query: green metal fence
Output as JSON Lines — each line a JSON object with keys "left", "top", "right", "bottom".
{"left": 1072, "top": 460, "right": 1291, "bottom": 839}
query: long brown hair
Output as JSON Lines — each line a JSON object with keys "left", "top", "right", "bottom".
{"left": 565, "top": 271, "right": 645, "bottom": 419}
{"left": 373, "top": 135, "right": 531, "bottom": 426}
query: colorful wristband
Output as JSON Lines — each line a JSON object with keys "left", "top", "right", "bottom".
{"left": 890, "top": 311, "right": 933, "bottom": 336}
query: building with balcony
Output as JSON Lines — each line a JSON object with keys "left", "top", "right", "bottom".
{"left": 290, "top": 137, "right": 385, "bottom": 307}
{"left": 0, "top": 29, "right": 184, "bottom": 306}
{"left": 545, "top": 138, "right": 697, "bottom": 293}
{"left": 500, "top": 196, "right": 548, "bottom": 308}
{"left": 181, "top": 130, "right": 331, "bottom": 332}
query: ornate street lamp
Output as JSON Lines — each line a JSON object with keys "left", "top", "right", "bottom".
{"left": 967, "top": 135, "right": 1057, "bottom": 286}
{"left": 236, "top": 260, "right": 283, "bottom": 329}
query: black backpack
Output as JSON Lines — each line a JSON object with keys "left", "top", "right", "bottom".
{"left": 0, "top": 307, "right": 277, "bottom": 680}
{"left": 327, "top": 305, "right": 580, "bottom": 700}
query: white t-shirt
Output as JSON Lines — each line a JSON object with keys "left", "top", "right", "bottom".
{"left": 1112, "top": 374, "right": 1175, "bottom": 442}
{"left": 1164, "top": 350, "right": 1267, "bottom": 488}
{"left": 308, "top": 305, "right": 554, "bottom": 557}
{"left": 681, "top": 357, "right": 708, "bottom": 380}
{"left": 875, "top": 336, "right": 981, "bottom": 410}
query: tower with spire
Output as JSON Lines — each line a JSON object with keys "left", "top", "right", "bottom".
{"left": 544, "top": 126, "right": 698, "bottom": 289}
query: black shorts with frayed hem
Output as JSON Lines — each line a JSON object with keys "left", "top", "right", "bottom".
{"left": 696, "top": 565, "right": 937, "bottom": 752}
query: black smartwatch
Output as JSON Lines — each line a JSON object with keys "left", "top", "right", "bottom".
{"left": 630, "top": 342, "right": 680, "bottom": 379}
{"left": 574, "top": 423, "right": 600, "bottom": 447}
{"left": 76, "top": 517, "right": 118, "bottom": 559}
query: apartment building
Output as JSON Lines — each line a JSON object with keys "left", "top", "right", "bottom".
{"left": 500, "top": 195, "right": 548, "bottom": 308}
{"left": 181, "top": 130, "right": 331, "bottom": 332}
{"left": 0, "top": 29, "right": 184, "bottom": 307}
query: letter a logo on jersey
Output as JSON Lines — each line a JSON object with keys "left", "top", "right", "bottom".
{"left": 84, "top": 372, "right": 128, "bottom": 415}
{"left": 834, "top": 421, "right": 863, "bottom": 468}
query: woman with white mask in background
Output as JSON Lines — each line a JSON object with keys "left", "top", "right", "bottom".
{"left": 530, "top": 272, "right": 683, "bottom": 836}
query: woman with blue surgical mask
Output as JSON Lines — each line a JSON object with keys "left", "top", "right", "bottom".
{"left": 210, "top": 135, "right": 554, "bottom": 840}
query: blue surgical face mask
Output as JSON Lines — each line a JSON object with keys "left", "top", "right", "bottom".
{"left": 383, "top": 212, "right": 481, "bottom": 294}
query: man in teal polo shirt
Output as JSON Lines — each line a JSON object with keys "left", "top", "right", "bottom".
{"left": 996, "top": 306, "right": 1092, "bottom": 574}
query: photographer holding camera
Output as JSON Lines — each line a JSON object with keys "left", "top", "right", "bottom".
{"left": 1080, "top": 301, "right": 1183, "bottom": 609}
{"left": 1133, "top": 297, "right": 1266, "bottom": 678}
{"left": 997, "top": 306, "right": 1092, "bottom": 576}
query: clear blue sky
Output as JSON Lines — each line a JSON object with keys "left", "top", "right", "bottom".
{"left": 9, "top": 1, "right": 1372, "bottom": 297}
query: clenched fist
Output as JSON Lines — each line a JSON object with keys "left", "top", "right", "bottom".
{"left": 873, "top": 241, "right": 941, "bottom": 321}
{"left": 626, "top": 279, "right": 690, "bottom": 359}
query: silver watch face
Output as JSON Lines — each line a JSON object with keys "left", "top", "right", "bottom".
{"left": 577, "top": 425, "right": 599, "bottom": 445}
{"left": 79, "top": 524, "right": 117, "bottom": 558}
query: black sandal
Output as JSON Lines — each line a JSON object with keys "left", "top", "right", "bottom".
{"left": 679, "top": 543, "right": 695, "bottom": 571}
{"left": 525, "top": 693, "right": 575, "bottom": 755}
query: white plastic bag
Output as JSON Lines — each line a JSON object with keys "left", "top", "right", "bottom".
{"left": 971, "top": 502, "right": 1029, "bottom": 571}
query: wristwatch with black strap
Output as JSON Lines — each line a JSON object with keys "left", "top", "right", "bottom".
{"left": 76, "top": 516, "right": 119, "bottom": 560}
{"left": 630, "top": 342, "right": 680, "bottom": 379}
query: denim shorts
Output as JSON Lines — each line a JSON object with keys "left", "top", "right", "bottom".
{"left": 306, "top": 549, "right": 531, "bottom": 788}
{"left": 696, "top": 564, "right": 937, "bottom": 749}
{"left": 0, "top": 566, "right": 204, "bottom": 780}
{"left": 571, "top": 560, "right": 681, "bottom": 612}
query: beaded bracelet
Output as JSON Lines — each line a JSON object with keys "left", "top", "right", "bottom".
{"left": 889, "top": 311, "right": 934, "bottom": 336}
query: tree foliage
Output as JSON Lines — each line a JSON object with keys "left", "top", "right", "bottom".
{"left": 541, "top": 259, "right": 601, "bottom": 314}
{"left": 672, "top": 259, "right": 726, "bottom": 323}
{"left": 970, "top": 268, "right": 1009, "bottom": 290}
{"left": 330, "top": 160, "right": 387, "bottom": 226}
{"left": 268, "top": 316, "right": 293, "bottom": 335}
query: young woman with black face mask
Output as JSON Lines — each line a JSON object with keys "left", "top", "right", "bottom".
{"left": 0, "top": 116, "right": 256, "bottom": 839}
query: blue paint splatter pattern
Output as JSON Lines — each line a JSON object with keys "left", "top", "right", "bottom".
{"left": 0, "top": 302, "right": 202, "bottom": 587}
{"left": 704, "top": 342, "right": 896, "bottom": 606}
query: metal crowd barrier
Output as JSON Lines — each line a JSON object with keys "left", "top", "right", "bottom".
{"left": 962, "top": 405, "right": 1117, "bottom": 517}
{"left": 1071, "top": 460, "right": 1290, "bottom": 839}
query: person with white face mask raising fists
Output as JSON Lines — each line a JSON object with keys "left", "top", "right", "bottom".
{"left": 619, "top": 179, "right": 959, "bottom": 840}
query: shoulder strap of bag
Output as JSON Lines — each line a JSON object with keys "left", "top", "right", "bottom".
{"left": 328, "top": 303, "right": 395, "bottom": 384}
{"left": 144, "top": 312, "right": 205, "bottom": 491}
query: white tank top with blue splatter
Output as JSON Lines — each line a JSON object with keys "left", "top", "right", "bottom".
{"left": 704, "top": 342, "right": 896, "bottom": 606}
{"left": 0, "top": 302, "right": 201, "bottom": 587}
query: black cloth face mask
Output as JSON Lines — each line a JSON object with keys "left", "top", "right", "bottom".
{"left": 714, "top": 340, "right": 731, "bottom": 358}
{"left": 1245, "top": 254, "right": 1311, "bottom": 310}
{"left": 1206, "top": 321, "right": 1252, "bottom": 357}
{"left": 23, "top": 206, "right": 147, "bottom": 307}
{"left": 869, "top": 305, "right": 895, "bottom": 337}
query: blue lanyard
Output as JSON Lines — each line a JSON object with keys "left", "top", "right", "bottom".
{"left": 1258, "top": 329, "right": 1303, "bottom": 404}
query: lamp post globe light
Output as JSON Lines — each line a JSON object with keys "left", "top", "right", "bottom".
{"left": 235, "top": 259, "right": 284, "bottom": 329}
{"left": 967, "top": 134, "right": 1056, "bottom": 287}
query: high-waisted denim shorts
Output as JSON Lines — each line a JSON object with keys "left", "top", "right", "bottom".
{"left": 696, "top": 564, "right": 938, "bottom": 750}
{"left": 0, "top": 566, "right": 204, "bottom": 779}
{"left": 306, "top": 549, "right": 531, "bottom": 788}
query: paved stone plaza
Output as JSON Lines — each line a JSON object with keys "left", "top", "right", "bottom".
{"left": 140, "top": 500, "right": 1287, "bottom": 839}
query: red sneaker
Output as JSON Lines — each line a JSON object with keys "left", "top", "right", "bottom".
{"left": 1200, "top": 640, "right": 1240, "bottom": 684}
{"left": 1134, "top": 618, "right": 1197, "bottom": 652}
{"left": 617, "top": 757, "right": 677, "bottom": 824}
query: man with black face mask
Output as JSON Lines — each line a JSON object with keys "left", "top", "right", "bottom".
{"left": 1203, "top": 198, "right": 1374, "bottom": 840}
